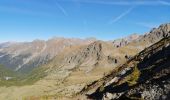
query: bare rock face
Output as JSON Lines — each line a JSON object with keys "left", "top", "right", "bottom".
{"left": 112, "top": 33, "right": 141, "bottom": 48}
{"left": 129, "top": 79, "right": 170, "bottom": 100}
{"left": 141, "top": 23, "right": 170, "bottom": 43}
{"left": 112, "top": 23, "right": 170, "bottom": 48}
{"left": 59, "top": 41, "right": 105, "bottom": 72}
{"left": 102, "top": 92, "right": 120, "bottom": 100}
{"left": 67, "top": 41, "right": 103, "bottom": 63}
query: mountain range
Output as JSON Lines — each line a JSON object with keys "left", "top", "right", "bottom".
{"left": 0, "top": 23, "right": 169, "bottom": 100}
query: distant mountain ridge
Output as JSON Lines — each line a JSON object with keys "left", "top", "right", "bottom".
{"left": 112, "top": 23, "right": 170, "bottom": 48}
{"left": 0, "top": 38, "right": 95, "bottom": 73}
{"left": 0, "top": 23, "right": 169, "bottom": 74}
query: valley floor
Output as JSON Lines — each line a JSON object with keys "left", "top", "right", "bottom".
{"left": 0, "top": 67, "right": 113, "bottom": 100}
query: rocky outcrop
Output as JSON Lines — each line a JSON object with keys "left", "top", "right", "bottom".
{"left": 112, "top": 23, "right": 170, "bottom": 48}
{"left": 123, "top": 76, "right": 170, "bottom": 100}
{"left": 107, "top": 56, "right": 118, "bottom": 64}
{"left": 140, "top": 23, "right": 170, "bottom": 43}
{"left": 112, "top": 33, "right": 141, "bottom": 48}
{"left": 65, "top": 41, "right": 103, "bottom": 64}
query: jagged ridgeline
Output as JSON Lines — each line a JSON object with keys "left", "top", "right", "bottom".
{"left": 82, "top": 36, "right": 170, "bottom": 100}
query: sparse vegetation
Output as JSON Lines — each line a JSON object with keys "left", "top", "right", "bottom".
{"left": 129, "top": 96, "right": 144, "bottom": 100}
{"left": 127, "top": 66, "right": 140, "bottom": 86}
{"left": 99, "top": 85, "right": 105, "bottom": 92}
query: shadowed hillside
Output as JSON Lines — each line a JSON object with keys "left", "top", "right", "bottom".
{"left": 83, "top": 36, "right": 170, "bottom": 100}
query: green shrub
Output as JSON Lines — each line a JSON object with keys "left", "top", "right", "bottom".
{"left": 99, "top": 85, "right": 105, "bottom": 92}
{"left": 127, "top": 66, "right": 140, "bottom": 86}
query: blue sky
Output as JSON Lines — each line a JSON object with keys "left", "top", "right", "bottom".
{"left": 0, "top": 0, "right": 170, "bottom": 42}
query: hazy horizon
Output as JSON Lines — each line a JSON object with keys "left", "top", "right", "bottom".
{"left": 0, "top": 32, "right": 144, "bottom": 43}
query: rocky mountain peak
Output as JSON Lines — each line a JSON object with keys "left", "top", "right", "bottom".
{"left": 159, "top": 23, "right": 170, "bottom": 32}
{"left": 86, "top": 41, "right": 102, "bottom": 52}
{"left": 142, "top": 23, "right": 170, "bottom": 43}
{"left": 148, "top": 23, "right": 170, "bottom": 34}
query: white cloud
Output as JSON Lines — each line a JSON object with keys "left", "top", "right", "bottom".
{"left": 55, "top": 0, "right": 68, "bottom": 16}
{"left": 158, "top": 0, "right": 170, "bottom": 6}
{"left": 109, "top": 6, "right": 134, "bottom": 24}
{"left": 60, "top": 0, "right": 170, "bottom": 6}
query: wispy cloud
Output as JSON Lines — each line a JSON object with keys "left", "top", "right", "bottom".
{"left": 158, "top": 0, "right": 170, "bottom": 6}
{"left": 60, "top": 0, "right": 170, "bottom": 6}
{"left": 109, "top": 6, "right": 134, "bottom": 24}
{"left": 54, "top": 0, "right": 68, "bottom": 16}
